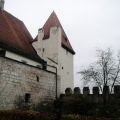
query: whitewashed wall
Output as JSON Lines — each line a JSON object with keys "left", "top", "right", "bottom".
{"left": 6, "top": 51, "right": 42, "bottom": 67}
{"left": 32, "top": 26, "right": 74, "bottom": 94}
{"left": 59, "top": 47, "right": 74, "bottom": 94}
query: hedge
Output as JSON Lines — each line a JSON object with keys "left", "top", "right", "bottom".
{"left": 0, "top": 110, "right": 120, "bottom": 120}
{"left": 62, "top": 114, "right": 120, "bottom": 120}
{"left": 0, "top": 110, "right": 54, "bottom": 120}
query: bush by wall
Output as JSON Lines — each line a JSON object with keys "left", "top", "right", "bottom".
{"left": 61, "top": 114, "right": 120, "bottom": 120}
{"left": 61, "top": 94, "right": 120, "bottom": 118}
{"left": 0, "top": 110, "right": 54, "bottom": 120}
{"left": 1, "top": 110, "right": 120, "bottom": 120}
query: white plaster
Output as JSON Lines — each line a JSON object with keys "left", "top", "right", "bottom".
{"left": 59, "top": 47, "right": 74, "bottom": 94}
{"left": 5, "top": 51, "right": 42, "bottom": 67}
{"left": 32, "top": 26, "right": 74, "bottom": 94}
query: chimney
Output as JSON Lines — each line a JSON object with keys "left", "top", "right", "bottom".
{"left": 0, "top": 0, "right": 5, "bottom": 11}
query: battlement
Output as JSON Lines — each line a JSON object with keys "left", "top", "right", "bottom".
{"left": 60, "top": 85, "right": 120, "bottom": 103}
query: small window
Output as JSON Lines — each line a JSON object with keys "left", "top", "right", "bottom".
{"left": 25, "top": 93, "right": 30, "bottom": 103}
{"left": 65, "top": 37, "right": 67, "bottom": 42}
{"left": 42, "top": 63, "right": 47, "bottom": 70}
{"left": 43, "top": 48, "right": 45, "bottom": 52}
{"left": 0, "top": 49, "right": 6, "bottom": 57}
{"left": 62, "top": 67, "right": 64, "bottom": 69}
{"left": 36, "top": 75, "right": 39, "bottom": 82}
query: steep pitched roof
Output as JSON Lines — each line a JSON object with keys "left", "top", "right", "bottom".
{"left": 34, "top": 11, "right": 75, "bottom": 55}
{"left": 0, "top": 10, "right": 45, "bottom": 63}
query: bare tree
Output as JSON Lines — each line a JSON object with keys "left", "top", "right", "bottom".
{"left": 78, "top": 47, "right": 120, "bottom": 93}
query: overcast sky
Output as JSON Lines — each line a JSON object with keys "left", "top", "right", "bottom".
{"left": 5, "top": 0, "right": 120, "bottom": 89}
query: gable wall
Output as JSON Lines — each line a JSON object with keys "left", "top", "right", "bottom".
{"left": 33, "top": 27, "right": 61, "bottom": 64}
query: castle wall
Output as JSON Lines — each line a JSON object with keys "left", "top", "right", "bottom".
{"left": 61, "top": 86, "right": 120, "bottom": 103}
{"left": 0, "top": 57, "right": 60, "bottom": 110}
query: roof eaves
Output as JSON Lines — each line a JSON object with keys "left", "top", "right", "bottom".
{"left": 62, "top": 43, "right": 75, "bottom": 55}
{"left": 0, "top": 41, "right": 46, "bottom": 64}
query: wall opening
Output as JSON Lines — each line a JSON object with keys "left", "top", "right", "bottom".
{"left": 43, "top": 48, "right": 45, "bottom": 52}
{"left": 65, "top": 37, "right": 67, "bottom": 42}
{"left": 25, "top": 93, "right": 30, "bottom": 103}
{"left": 36, "top": 75, "right": 39, "bottom": 82}
{"left": 42, "top": 63, "right": 47, "bottom": 70}
{"left": 0, "top": 49, "right": 6, "bottom": 57}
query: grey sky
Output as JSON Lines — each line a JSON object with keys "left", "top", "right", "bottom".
{"left": 5, "top": 0, "right": 120, "bottom": 88}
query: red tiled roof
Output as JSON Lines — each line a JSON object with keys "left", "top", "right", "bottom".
{"left": 34, "top": 11, "right": 75, "bottom": 55}
{"left": 0, "top": 10, "right": 45, "bottom": 63}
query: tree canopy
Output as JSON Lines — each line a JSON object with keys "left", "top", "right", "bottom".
{"left": 78, "top": 47, "right": 120, "bottom": 93}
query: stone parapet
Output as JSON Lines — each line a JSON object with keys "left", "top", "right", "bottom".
{"left": 62, "top": 85, "right": 120, "bottom": 103}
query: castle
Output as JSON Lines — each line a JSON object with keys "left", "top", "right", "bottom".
{"left": 0, "top": 1, "right": 75, "bottom": 109}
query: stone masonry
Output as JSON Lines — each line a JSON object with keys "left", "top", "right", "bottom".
{"left": 61, "top": 86, "right": 120, "bottom": 104}
{"left": 0, "top": 57, "right": 60, "bottom": 109}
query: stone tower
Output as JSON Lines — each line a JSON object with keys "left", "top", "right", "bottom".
{"left": 32, "top": 11, "right": 75, "bottom": 94}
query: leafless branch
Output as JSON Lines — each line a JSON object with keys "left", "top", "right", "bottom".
{"left": 78, "top": 47, "right": 120, "bottom": 94}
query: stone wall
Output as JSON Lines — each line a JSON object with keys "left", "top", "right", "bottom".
{"left": 61, "top": 86, "right": 120, "bottom": 103}
{"left": 0, "top": 57, "right": 60, "bottom": 109}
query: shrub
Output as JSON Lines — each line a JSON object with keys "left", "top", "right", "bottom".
{"left": 61, "top": 114, "right": 120, "bottom": 120}
{"left": 62, "top": 114, "right": 97, "bottom": 120}
{"left": 0, "top": 110, "right": 54, "bottom": 120}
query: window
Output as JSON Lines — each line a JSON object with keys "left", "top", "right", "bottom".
{"left": 25, "top": 93, "right": 30, "bottom": 103}
{"left": 65, "top": 37, "right": 67, "bottom": 42}
{"left": 0, "top": 49, "right": 6, "bottom": 57}
{"left": 43, "top": 48, "right": 45, "bottom": 52}
{"left": 36, "top": 75, "right": 39, "bottom": 82}
{"left": 42, "top": 63, "right": 47, "bottom": 70}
